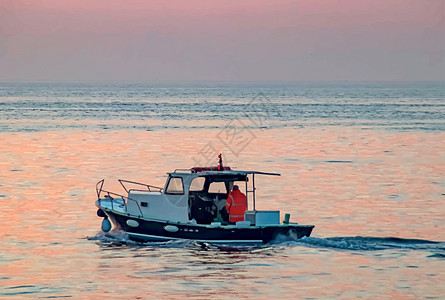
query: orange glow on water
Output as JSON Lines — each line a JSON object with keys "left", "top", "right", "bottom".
{"left": 1, "top": 128, "right": 444, "bottom": 240}
{"left": 1, "top": 127, "right": 444, "bottom": 298}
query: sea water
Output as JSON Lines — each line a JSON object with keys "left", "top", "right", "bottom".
{"left": 0, "top": 81, "right": 444, "bottom": 299}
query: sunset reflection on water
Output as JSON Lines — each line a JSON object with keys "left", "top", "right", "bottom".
{"left": 1, "top": 127, "right": 444, "bottom": 298}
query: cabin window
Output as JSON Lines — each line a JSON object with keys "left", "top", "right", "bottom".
{"left": 189, "top": 177, "right": 205, "bottom": 192}
{"left": 208, "top": 182, "right": 227, "bottom": 194}
{"left": 165, "top": 177, "right": 184, "bottom": 195}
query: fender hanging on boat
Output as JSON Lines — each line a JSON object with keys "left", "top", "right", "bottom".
{"left": 101, "top": 218, "right": 112, "bottom": 232}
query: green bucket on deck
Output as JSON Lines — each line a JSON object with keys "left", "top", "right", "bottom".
{"left": 283, "top": 213, "right": 290, "bottom": 224}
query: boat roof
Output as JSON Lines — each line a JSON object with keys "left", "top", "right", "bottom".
{"left": 167, "top": 155, "right": 280, "bottom": 177}
{"left": 168, "top": 169, "right": 280, "bottom": 177}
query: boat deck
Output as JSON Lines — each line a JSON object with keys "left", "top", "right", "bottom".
{"left": 96, "top": 198, "right": 126, "bottom": 214}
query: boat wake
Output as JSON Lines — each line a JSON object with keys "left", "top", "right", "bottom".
{"left": 272, "top": 234, "right": 445, "bottom": 256}
{"left": 87, "top": 230, "right": 445, "bottom": 257}
{"left": 87, "top": 230, "right": 196, "bottom": 248}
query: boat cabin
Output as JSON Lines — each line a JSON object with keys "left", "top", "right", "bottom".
{"left": 122, "top": 167, "right": 279, "bottom": 225}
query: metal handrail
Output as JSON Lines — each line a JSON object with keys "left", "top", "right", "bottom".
{"left": 96, "top": 179, "right": 105, "bottom": 199}
{"left": 96, "top": 179, "right": 145, "bottom": 218}
{"left": 118, "top": 179, "right": 163, "bottom": 194}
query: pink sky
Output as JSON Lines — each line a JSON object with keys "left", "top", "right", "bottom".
{"left": 0, "top": 0, "right": 444, "bottom": 81}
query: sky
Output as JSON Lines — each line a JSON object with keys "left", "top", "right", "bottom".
{"left": 0, "top": 0, "right": 444, "bottom": 82}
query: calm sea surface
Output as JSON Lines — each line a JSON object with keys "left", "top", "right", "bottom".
{"left": 0, "top": 82, "right": 444, "bottom": 299}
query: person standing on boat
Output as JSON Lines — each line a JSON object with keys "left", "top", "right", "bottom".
{"left": 225, "top": 185, "right": 247, "bottom": 223}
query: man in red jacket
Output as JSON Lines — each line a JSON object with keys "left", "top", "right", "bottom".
{"left": 225, "top": 185, "right": 247, "bottom": 223}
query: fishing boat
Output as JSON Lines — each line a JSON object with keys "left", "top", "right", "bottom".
{"left": 95, "top": 156, "right": 314, "bottom": 243}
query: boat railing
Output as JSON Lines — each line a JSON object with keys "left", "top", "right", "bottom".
{"left": 118, "top": 179, "right": 163, "bottom": 194}
{"left": 173, "top": 168, "right": 193, "bottom": 173}
{"left": 96, "top": 179, "right": 144, "bottom": 218}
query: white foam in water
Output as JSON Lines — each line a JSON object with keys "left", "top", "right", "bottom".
{"left": 271, "top": 235, "right": 445, "bottom": 253}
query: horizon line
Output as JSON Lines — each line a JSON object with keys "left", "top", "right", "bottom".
{"left": 1, "top": 79, "right": 444, "bottom": 84}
